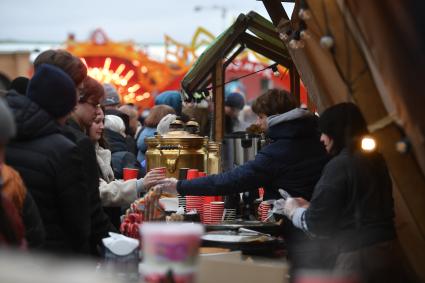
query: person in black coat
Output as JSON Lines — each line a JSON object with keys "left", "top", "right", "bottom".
{"left": 64, "top": 76, "right": 117, "bottom": 255}
{"left": 158, "top": 89, "right": 331, "bottom": 272}
{"left": 103, "top": 114, "right": 141, "bottom": 180}
{"left": 282, "top": 103, "right": 402, "bottom": 282}
{"left": 5, "top": 64, "right": 91, "bottom": 254}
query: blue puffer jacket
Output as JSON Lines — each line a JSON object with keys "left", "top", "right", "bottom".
{"left": 177, "top": 108, "right": 329, "bottom": 201}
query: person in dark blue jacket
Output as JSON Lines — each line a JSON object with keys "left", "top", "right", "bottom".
{"left": 159, "top": 89, "right": 331, "bottom": 273}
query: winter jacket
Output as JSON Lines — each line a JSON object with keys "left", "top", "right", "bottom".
{"left": 95, "top": 144, "right": 141, "bottom": 207}
{"left": 301, "top": 149, "right": 396, "bottom": 253}
{"left": 5, "top": 92, "right": 90, "bottom": 254}
{"left": 64, "top": 117, "right": 116, "bottom": 255}
{"left": 1, "top": 165, "right": 45, "bottom": 248}
{"left": 177, "top": 109, "right": 331, "bottom": 270}
{"left": 104, "top": 128, "right": 141, "bottom": 179}
{"left": 177, "top": 109, "right": 328, "bottom": 201}
{"left": 136, "top": 126, "right": 156, "bottom": 163}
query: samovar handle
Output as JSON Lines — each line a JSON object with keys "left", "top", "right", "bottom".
{"left": 157, "top": 145, "right": 182, "bottom": 173}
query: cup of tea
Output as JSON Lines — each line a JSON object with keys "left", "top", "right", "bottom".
{"left": 123, "top": 168, "right": 139, "bottom": 181}
{"left": 140, "top": 222, "right": 204, "bottom": 283}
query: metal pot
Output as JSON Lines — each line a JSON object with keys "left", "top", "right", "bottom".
{"left": 222, "top": 131, "right": 262, "bottom": 171}
{"left": 145, "top": 131, "right": 208, "bottom": 178}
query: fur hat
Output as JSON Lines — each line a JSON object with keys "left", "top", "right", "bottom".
{"left": 27, "top": 64, "right": 76, "bottom": 118}
{"left": 102, "top": 83, "right": 120, "bottom": 106}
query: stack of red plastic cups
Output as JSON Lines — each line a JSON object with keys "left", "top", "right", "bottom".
{"left": 185, "top": 169, "right": 203, "bottom": 217}
{"left": 258, "top": 201, "right": 271, "bottom": 222}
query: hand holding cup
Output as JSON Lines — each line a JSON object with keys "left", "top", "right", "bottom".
{"left": 143, "top": 168, "right": 167, "bottom": 190}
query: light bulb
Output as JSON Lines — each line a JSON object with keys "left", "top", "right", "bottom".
{"left": 361, "top": 136, "right": 376, "bottom": 152}
{"left": 296, "top": 40, "right": 305, "bottom": 49}
{"left": 298, "top": 9, "right": 312, "bottom": 20}
{"left": 289, "top": 39, "right": 299, "bottom": 49}
{"left": 279, "top": 32, "right": 289, "bottom": 41}
{"left": 320, "top": 35, "right": 334, "bottom": 49}
{"left": 300, "top": 30, "right": 310, "bottom": 40}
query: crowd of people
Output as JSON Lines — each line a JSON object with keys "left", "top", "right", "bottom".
{"left": 0, "top": 48, "right": 404, "bottom": 282}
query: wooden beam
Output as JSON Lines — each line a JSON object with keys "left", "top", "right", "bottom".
{"left": 212, "top": 60, "right": 225, "bottom": 142}
{"left": 241, "top": 33, "right": 292, "bottom": 67}
{"left": 261, "top": 0, "right": 289, "bottom": 25}
{"left": 223, "top": 44, "right": 245, "bottom": 69}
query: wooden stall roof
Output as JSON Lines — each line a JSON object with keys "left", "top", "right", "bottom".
{"left": 181, "top": 11, "right": 292, "bottom": 99}
{"left": 259, "top": 0, "right": 425, "bottom": 281}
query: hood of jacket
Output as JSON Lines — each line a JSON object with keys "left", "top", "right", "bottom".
{"left": 266, "top": 108, "right": 320, "bottom": 140}
{"left": 6, "top": 91, "right": 61, "bottom": 141}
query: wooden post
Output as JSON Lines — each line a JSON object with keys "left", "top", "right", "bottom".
{"left": 212, "top": 60, "right": 225, "bottom": 142}
{"left": 289, "top": 63, "right": 301, "bottom": 106}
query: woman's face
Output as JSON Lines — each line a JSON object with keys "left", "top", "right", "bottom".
{"left": 255, "top": 114, "right": 268, "bottom": 132}
{"left": 320, "top": 133, "right": 334, "bottom": 153}
{"left": 89, "top": 109, "right": 105, "bottom": 142}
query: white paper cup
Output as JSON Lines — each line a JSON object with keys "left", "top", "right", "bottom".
{"left": 140, "top": 222, "right": 204, "bottom": 283}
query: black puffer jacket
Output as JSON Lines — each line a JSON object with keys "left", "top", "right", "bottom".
{"left": 5, "top": 92, "right": 90, "bottom": 254}
{"left": 64, "top": 118, "right": 116, "bottom": 255}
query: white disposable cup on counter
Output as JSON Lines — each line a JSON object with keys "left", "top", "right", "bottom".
{"left": 140, "top": 222, "right": 204, "bottom": 283}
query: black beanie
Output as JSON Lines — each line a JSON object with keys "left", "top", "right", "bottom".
{"left": 27, "top": 64, "right": 77, "bottom": 118}
{"left": 319, "top": 102, "right": 368, "bottom": 153}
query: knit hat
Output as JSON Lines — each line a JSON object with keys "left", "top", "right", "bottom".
{"left": 27, "top": 64, "right": 76, "bottom": 118}
{"left": 104, "top": 115, "right": 126, "bottom": 137}
{"left": 225, "top": 92, "right": 245, "bottom": 110}
{"left": 102, "top": 83, "right": 120, "bottom": 106}
{"left": 0, "top": 97, "right": 16, "bottom": 144}
{"left": 154, "top": 90, "right": 182, "bottom": 115}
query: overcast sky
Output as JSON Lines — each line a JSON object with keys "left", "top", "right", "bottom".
{"left": 0, "top": 0, "right": 293, "bottom": 44}
{"left": 0, "top": 0, "right": 290, "bottom": 43}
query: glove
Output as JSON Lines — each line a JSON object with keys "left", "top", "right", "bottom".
{"left": 282, "top": 198, "right": 300, "bottom": 219}
{"left": 283, "top": 197, "right": 310, "bottom": 219}
{"left": 272, "top": 198, "right": 286, "bottom": 215}
{"left": 157, "top": 178, "right": 178, "bottom": 195}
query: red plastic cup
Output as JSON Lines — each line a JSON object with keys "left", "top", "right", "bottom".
{"left": 210, "top": 201, "right": 224, "bottom": 224}
{"left": 123, "top": 168, "right": 139, "bottom": 181}
{"left": 186, "top": 169, "right": 199, "bottom": 180}
{"left": 198, "top": 172, "right": 207, "bottom": 177}
{"left": 151, "top": 167, "right": 166, "bottom": 177}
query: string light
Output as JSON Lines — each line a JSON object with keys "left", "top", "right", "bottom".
{"left": 271, "top": 65, "right": 280, "bottom": 77}
{"left": 361, "top": 136, "right": 377, "bottom": 152}
{"left": 298, "top": 0, "right": 311, "bottom": 20}
{"left": 320, "top": 34, "right": 335, "bottom": 49}
{"left": 195, "top": 63, "right": 279, "bottom": 97}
